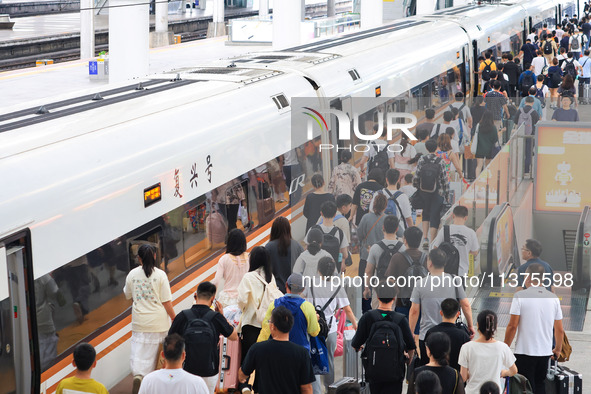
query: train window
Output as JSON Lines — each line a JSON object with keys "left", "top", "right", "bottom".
{"left": 40, "top": 235, "right": 133, "bottom": 372}
{"left": 182, "top": 197, "right": 214, "bottom": 269}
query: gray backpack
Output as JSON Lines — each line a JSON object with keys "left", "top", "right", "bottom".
{"left": 518, "top": 107, "right": 533, "bottom": 136}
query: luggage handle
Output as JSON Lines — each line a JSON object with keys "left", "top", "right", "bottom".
{"left": 222, "top": 354, "right": 231, "bottom": 371}
{"left": 546, "top": 358, "right": 558, "bottom": 381}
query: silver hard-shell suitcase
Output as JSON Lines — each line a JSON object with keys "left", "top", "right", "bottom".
{"left": 328, "top": 328, "right": 368, "bottom": 393}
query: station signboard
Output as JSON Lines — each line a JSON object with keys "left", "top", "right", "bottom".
{"left": 535, "top": 122, "right": 591, "bottom": 213}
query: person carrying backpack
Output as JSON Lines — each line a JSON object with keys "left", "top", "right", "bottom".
{"left": 169, "top": 281, "right": 238, "bottom": 394}
{"left": 352, "top": 284, "right": 416, "bottom": 394}
{"left": 409, "top": 249, "right": 474, "bottom": 367}
{"left": 306, "top": 201, "right": 349, "bottom": 272}
{"left": 304, "top": 257, "right": 358, "bottom": 393}
{"left": 518, "top": 63, "right": 536, "bottom": 97}
{"left": 479, "top": 52, "right": 497, "bottom": 92}
{"left": 360, "top": 125, "right": 394, "bottom": 176}
{"left": 368, "top": 169, "right": 414, "bottom": 237}
{"left": 561, "top": 52, "right": 581, "bottom": 79}
{"left": 431, "top": 205, "right": 479, "bottom": 277}
{"left": 412, "top": 140, "right": 449, "bottom": 249}
{"left": 385, "top": 226, "right": 428, "bottom": 335}
{"left": 363, "top": 215, "right": 405, "bottom": 310}
{"left": 513, "top": 97, "right": 540, "bottom": 173}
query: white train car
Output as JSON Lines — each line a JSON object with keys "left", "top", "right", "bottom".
{"left": 0, "top": 1, "right": 575, "bottom": 392}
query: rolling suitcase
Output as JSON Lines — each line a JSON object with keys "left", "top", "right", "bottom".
{"left": 329, "top": 329, "right": 368, "bottom": 393}
{"left": 545, "top": 359, "right": 583, "bottom": 394}
{"left": 583, "top": 83, "right": 591, "bottom": 105}
{"left": 215, "top": 336, "right": 241, "bottom": 392}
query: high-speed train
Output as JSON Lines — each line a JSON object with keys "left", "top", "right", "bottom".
{"left": 0, "top": 0, "right": 579, "bottom": 392}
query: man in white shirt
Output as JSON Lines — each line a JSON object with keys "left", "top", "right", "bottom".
{"left": 369, "top": 169, "right": 414, "bottom": 237}
{"left": 531, "top": 50, "right": 549, "bottom": 76}
{"left": 139, "top": 334, "right": 209, "bottom": 394}
{"left": 448, "top": 92, "right": 473, "bottom": 129}
{"left": 504, "top": 263, "right": 565, "bottom": 394}
{"left": 431, "top": 205, "right": 479, "bottom": 277}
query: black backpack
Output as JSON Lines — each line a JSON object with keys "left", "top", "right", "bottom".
{"left": 544, "top": 40, "right": 554, "bottom": 54}
{"left": 521, "top": 73, "right": 534, "bottom": 95}
{"left": 482, "top": 60, "right": 493, "bottom": 81}
{"left": 439, "top": 225, "right": 461, "bottom": 276}
{"left": 535, "top": 86, "right": 546, "bottom": 107}
{"left": 182, "top": 309, "right": 218, "bottom": 376}
{"left": 398, "top": 250, "right": 428, "bottom": 308}
{"left": 418, "top": 156, "right": 442, "bottom": 193}
{"left": 368, "top": 141, "right": 390, "bottom": 172}
{"left": 564, "top": 59, "right": 577, "bottom": 78}
{"left": 375, "top": 241, "right": 403, "bottom": 279}
{"left": 362, "top": 310, "right": 407, "bottom": 382}
{"left": 311, "top": 285, "right": 341, "bottom": 338}
{"left": 312, "top": 225, "right": 343, "bottom": 263}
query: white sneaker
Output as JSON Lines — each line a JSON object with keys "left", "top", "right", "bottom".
{"left": 422, "top": 238, "right": 430, "bottom": 251}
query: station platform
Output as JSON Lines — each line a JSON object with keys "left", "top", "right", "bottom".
{"left": 0, "top": 34, "right": 270, "bottom": 108}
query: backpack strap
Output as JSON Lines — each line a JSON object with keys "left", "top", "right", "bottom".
{"left": 453, "top": 369, "right": 459, "bottom": 394}
{"left": 321, "top": 286, "right": 342, "bottom": 314}
{"left": 444, "top": 225, "right": 451, "bottom": 243}
{"left": 363, "top": 214, "right": 384, "bottom": 243}
{"left": 400, "top": 250, "right": 415, "bottom": 267}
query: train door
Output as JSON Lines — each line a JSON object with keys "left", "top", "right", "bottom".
{"left": 0, "top": 233, "right": 38, "bottom": 394}
{"left": 462, "top": 43, "right": 470, "bottom": 98}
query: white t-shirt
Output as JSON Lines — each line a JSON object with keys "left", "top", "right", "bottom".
{"left": 124, "top": 266, "right": 172, "bottom": 332}
{"left": 363, "top": 139, "right": 395, "bottom": 160}
{"left": 302, "top": 278, "right": 350, "bottom": 334}
{"left": 569, "top": 34, "right": 587, "bottom": 50}
{"left": 561, "top": 58, "right": 581, "bottom": 71}
{"left": 527, "top": 33, "right": 536, "bottom": 42}
{"left": 458, "top": 341, "right": 516, "bottom": 394}
{"left": 556, "top": 28, "right": 564, "bottom": 40}
{"left": 536, "top": 84, "right": 550, "bottom": 98}
{"left": 369, "top": 188, "right": 413, "bottom": 228}
{"left": 138, "top": 368, "right": 209, "bottom": 394}
{"left": 432, "top": 224, "right": 479, "bottom": 277}
{"left": 399, "top": 184, "right": 417, "bottom": 199}
{"left": 394, "top": 144, "right": 417, "bottom": 172}
{"left": 450, "top": 139, "right": 460, "bottom": 154}
{"left": 509, "top": 286, "right": 563, "bottom": 356}
{"left": 532, "top": 56, "right": 548, "bottom": 75}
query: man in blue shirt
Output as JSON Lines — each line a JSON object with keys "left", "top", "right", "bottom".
{"left": 518, "top": 86, "right": 543, "bottom": 118}
{"left": 516, "top": 239, "right": 554, "bottom": 291}
{"left": 518, "top": 63, "right": 536, "bottom": 98}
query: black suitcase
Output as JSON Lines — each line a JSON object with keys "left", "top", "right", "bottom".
{"left": 545, "top": 360, "right": 583, "bottom": 394}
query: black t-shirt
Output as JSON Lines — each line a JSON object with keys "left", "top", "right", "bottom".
{"left": 303, "top": 192, "right": 335, "bottom": 232}
{"left": 351, "top": 309, "right": 416, "bottom": 352}
{"left": 352, "top": 181, "right": 384, "bottom": 225}
{"left": 424, "top": 323, "right": 470, "bottom": 371}
{"left": 168, "top": 305, "right": 234, "bottom": 374}
{"left": 409, "top": 365, "right": 464, "bottom": 394}
{"left": 241, "top": 339, "right": 315, "bottom": 394}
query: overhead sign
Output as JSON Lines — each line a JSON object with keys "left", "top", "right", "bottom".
{"left": 535, "top": 123, "right": 591, "bottom": 212}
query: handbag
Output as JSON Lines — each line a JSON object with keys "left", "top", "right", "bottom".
{"left": 334, "top": 310, "right": 346, "bottom": 357}
{"left": 470, "top": 124, "right": 480, "bottom": 155}
{"left": 558, "top": 332, "right": 572, "bottom": 362}
{"left": 310, "top": 335, "right": 330, "bottom": 375}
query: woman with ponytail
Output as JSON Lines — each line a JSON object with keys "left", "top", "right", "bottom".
{"left": 459, "top": 310, "right": 517, "bottom": 394}
{"left": 124, "top": 244, "right": 175, "bottom": 393}
{"left": 293, "top": 228, "right": 333, "bottom": 278}
{"left": 408, "top": 332, "right": 465, "bottom": 394}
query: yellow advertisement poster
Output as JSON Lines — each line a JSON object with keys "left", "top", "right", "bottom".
{"left": 535, "top": 125, "right": 591, "bottom": 212}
